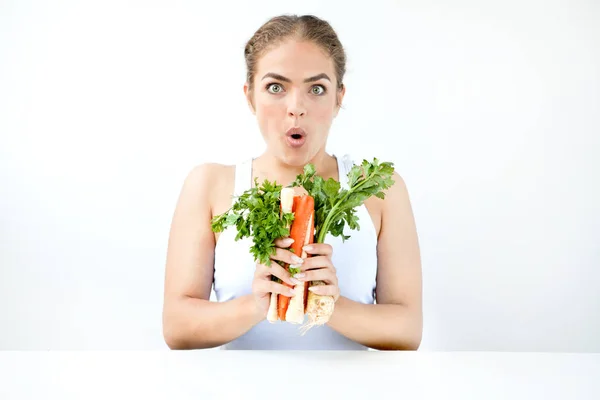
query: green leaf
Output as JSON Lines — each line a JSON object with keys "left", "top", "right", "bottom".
{"left": 289, "top": 266, "right": 301, "bottom": 275}
{"left": 323, "top": 179, "right": 340, "bottom": 203}
{"left": 225, "top": 213, "right": 240, "bottom": 225}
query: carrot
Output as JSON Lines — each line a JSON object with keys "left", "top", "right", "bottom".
{"left": 278, "top": 193, "right": 315, "bottom": 321}
{"left": 277, "top": 288, "right": 292, "bottom": 321}
{"left": 288, "top": 195, "right": 314, "bottom": 266}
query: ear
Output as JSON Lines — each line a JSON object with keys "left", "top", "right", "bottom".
{"left": 334, "top": 84, "right": 346, "bottom": 118}
{"left": 243, "top": 82, "right": 256, "bottom": 115}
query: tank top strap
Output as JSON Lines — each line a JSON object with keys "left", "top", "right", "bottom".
{"left": 335, "top": 153, "right": 354, "bottom": 190}
{"left": 232, "top": 157, "right": 253, "bottom": 202}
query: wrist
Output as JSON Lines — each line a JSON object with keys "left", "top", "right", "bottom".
{"left": 245, "top": 295, "right": 266, "bottom": 324}
{"left": 326, "top": 295, "right": 348, "bottom": 326}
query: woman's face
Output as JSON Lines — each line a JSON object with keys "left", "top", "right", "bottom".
{"left": 245, "top": 39, "right": 345, "bottom": 167}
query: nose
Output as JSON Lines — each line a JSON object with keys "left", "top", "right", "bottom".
{"left": 287, "top": 92, "right": 306, "bottom": 117}
{"left": 288, "top": 106, "right": 305, "bottom": 117}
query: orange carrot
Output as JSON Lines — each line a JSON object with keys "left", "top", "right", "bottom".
{"left": 277, "top": 194, "right": 315, "bottom": 321}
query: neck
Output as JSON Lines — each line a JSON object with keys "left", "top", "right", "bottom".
{"left": 253, "top": 149, "right": 336, "bottom": 187}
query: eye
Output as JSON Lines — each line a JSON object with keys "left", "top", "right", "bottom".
{"left": 311, "top": 85, "right": 326, "bottom": 95}
{"left": 267, "top": 83, "right": 283, "bottom": 94}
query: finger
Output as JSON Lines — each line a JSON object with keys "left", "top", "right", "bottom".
{"left": 308, "top": 284, "right": 339, "bottom": 297}
{"left": 299, "top": 256, "right": 335, "bottom": 272}
{"left": 256, "top": 262, "right": 296, "bottom": 286}
{"left": 302, "top": 243, "right": 333, "bottom": 257}
{"left": 255, "top": 262, "right": 271, "bottom": 277}
{"left": 269, "top": 247, "right": 304, "bottom": 267}
{"left": 255, "top": 279, "right": 296, "bottom": 297}
{"left": 295, "top": 267, "right": 337, "bottom": 285}
{"left": 274, "top": 237, "right": 294, "bottom": 248}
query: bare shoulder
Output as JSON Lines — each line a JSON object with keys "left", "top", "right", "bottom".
{"left": 381, "top": 171, "right": 412, "bottom": 213}
{"left": 187, "top": 162, "right": 237, "bottom": 240}
{"left": 362, "top": 171, "right": 409, "bottom": 239}
{"left": 163, "top": 162, "right": 235, "bottom": 301}
{"left": 181, "top": 162, "right": 234, "bottom": 208}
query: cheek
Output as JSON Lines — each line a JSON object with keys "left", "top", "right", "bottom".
{"left": 256, "top": 99, "right": 284, "bottom": 132}
{"left": 311, "top": 101, "right": 336, "bottom": 126}
{"left": 314, "top": 106, "right": 334, "bottom": 122}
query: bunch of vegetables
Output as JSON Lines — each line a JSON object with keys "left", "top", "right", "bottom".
{"left": 211, "top": 158, "right": 395, "bottom": 332}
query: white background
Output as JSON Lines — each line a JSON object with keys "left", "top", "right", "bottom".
{"left": 1, "top": 0, "right": 598, "bottom": 351}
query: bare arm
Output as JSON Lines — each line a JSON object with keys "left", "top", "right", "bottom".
{"left": 161, "top": 164, "right": 263, "bottom": 350}
{"left": 325, "top": 172, "right": 423, "bottom": 350}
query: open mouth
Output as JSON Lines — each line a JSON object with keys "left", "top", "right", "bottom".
{"left": 286, "top": 127, "right": 307, "bottom": 148}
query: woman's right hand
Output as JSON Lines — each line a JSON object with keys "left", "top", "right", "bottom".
{"left": 251, "top": 237, "right": 305, "bottom": 318}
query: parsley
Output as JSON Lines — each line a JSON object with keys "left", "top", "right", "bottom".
{"left": 210, "top": 158, "right": 395, "bottom": 266}
{"left": 288, "top": 266, "right": 302, "bottom": 276}
{"left": 211, "top": 178, "right": 295, "bottom": 266}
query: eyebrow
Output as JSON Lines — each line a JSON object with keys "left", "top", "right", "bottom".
{"left": 261, "top": 72, "right": 331, "bottom": 83}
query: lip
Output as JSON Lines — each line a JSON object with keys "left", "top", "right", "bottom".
{"left": 285, "top": 127, "right": 307, "bottom": 149}
{"left": 286, "top": 127, "right": 306, "bottom": 137}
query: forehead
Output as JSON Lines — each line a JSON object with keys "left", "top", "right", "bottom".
{"left": 256, "top": 39, "right": 335, "bottom": 81}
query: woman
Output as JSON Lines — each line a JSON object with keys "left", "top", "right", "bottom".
{"left": 162, "top": 14, "right": 422, "bottom": 350}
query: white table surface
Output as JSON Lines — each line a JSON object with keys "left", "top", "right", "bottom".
{"left": 1, "top": 350, "right": 598, "bottom": 399}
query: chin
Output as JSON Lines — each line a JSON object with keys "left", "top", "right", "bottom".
{"left": 278, "top": 149, "right": 315, "bottom": 167}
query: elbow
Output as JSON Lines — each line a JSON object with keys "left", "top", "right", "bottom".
{"left": 401, "top": 332, "right": 422, "bottom": 351}
{"left": 401, "top": 315, "right": 423, "bottom": 350}
{"left": 164, "top": 330, "right": 188, "bottom": 350}
{"left": 402, "top": 311, "right": 423, "bottom": 350}
{"left": 369, "top": 330, "right": 422, "bottom": 351}
{"left": 379, "top": 334, "right": 421, "bottom": 351}
{"left": 163, "top": 317, "right": 187, "bottom": 350}
{"left": 162, "top": 305, "right": 191, "bottom": 350}
{"left": 162, "top": 298, "right": 218, "bottom": 350}
{"left": 397, "top": 308, "right": 422, "bottom": 350}
{"left": 381, "top": 306, "right": 423, "bottom": 351}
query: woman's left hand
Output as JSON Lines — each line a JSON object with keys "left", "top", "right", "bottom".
{"left": 292, "top": 243, "right": 340, "bottom": 302}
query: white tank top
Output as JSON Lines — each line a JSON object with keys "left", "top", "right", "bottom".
{"left": 213, "top": 154, "right": 378, "bottom": 350}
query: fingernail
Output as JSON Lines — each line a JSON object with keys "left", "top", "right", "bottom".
{"left": 289, "top": 289, "right": 296, "bottom": 296}
{"left": 290, "top": 278, "right": 301, "bottom": 285}
{"left": 282, "top": 238, "right": 294, "bottom": 246}
{"left": 303, "top": 245, "right": 313, "bottom": 252}
{"left": 293, "top": 273, "right": 305, "bottom": 279}
{"left": 291, "top": 255, "right": 304, "bottom": 264}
